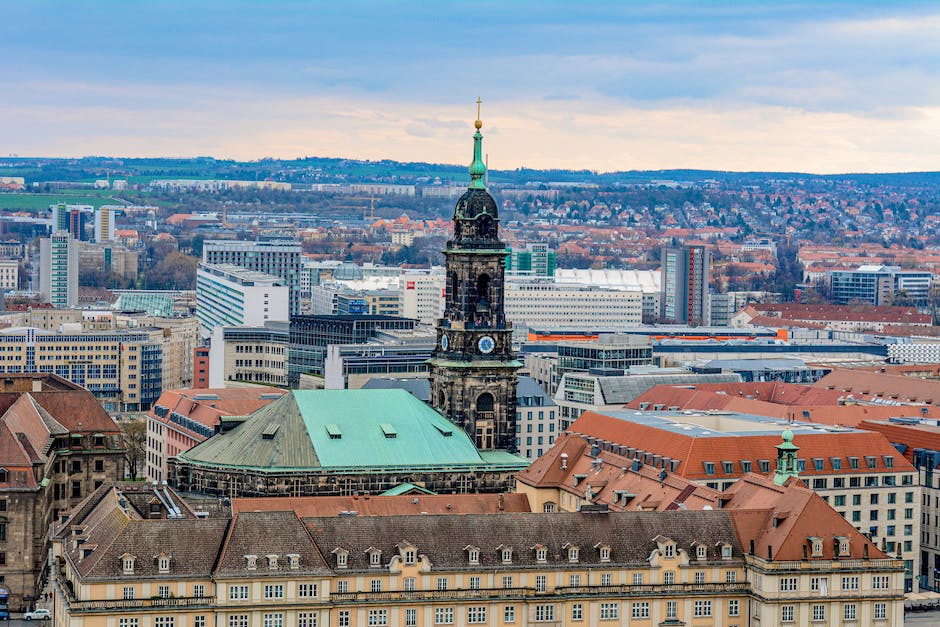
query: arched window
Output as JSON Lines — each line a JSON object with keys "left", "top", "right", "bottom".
{"left": 475, "top": 274, "right": 490, "bottom": 311}
{"left": 438, "top": 390, "right": 446, "bottom": 410}
{"left": 476, "top": 393, "right": 495, "bottom": 413}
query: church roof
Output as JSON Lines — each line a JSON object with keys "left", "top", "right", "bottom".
{"left": 178, "top": 389, "right": 527, "bottom": 472}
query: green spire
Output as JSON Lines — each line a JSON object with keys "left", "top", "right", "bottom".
{"left": 469, "top": 97, "right": 486, "bottom": 189}
{"left": 773, "top": 427, "right": 800, "bottom": 485}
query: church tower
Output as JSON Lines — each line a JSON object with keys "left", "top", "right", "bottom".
{"left": 428, "top": 104, "right": 521, "bottom": 451}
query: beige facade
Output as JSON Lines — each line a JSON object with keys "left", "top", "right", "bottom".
{"left": 0, "top": 258, "right": 18, "bottom": 289}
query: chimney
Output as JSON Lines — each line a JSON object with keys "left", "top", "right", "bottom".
{"left": 863, "top": 544, "right": 869, "bottom": 560}
{"left": 32, "top": 379, "right": 42, "bottom": 392}
{"left": 767, "top": 546, "right": 773, "bottom": 561}
{"left": 749, "top": 540, "right": 755, "bottom": 555}
{"left": 498, "top": 494, "right": 504, "bottom": 511}
{"left": 560, "top": 453, "right": 569, "bottom": 470}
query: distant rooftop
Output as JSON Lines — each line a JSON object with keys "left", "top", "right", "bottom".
{"left": 598, "top": 409, "right": 859, "bottom": 438}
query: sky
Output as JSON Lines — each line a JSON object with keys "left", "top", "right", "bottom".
{"left": 2, "top": 1, "right": 939, "bottom": 173}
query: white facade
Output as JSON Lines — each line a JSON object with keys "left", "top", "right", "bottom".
{"left": 400, "top": 270, "right": 446, "bottom": 324}
{"left": 888, "top": 343, "right": 940, "bottom": 364}
{"left": 505, "top": 280, "right": 644, "bottom": 330}
{"left": 39, "top": 231, "right": 78, "bottom": 308}
{"left": 94, "top": 205, "right": 116, "bottom": 242}
{"left": 0, "top": 259, "right": 18, "bottom": 290}
{"left": 196, "top": 263, "right": 289, "bottom": 338}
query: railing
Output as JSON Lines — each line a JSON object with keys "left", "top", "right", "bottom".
{"left": 331, "top": 582, "right": 751, "bottom": 604}
{"left": 67, "top": 596, "right": 216, "bottom": 612}
{"left": 746, "top": 556, "right": 905, "bottom": 572}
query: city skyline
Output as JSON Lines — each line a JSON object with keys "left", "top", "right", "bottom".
{"left": 3, "top": 1, "right": 939, "bottom": 173}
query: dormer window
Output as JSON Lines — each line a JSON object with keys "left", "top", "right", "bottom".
{"left": 835, "top": 536, "right": 850, "bottom": 557}
{"left": 266, "top": 554, "right": 279, "bottom": 570}
{"left": 157, "top": 554, "right": 170, "bottom": 573}
{"left": 595, "top": 544, "right": 611, "bottom": 562}
{"left": 535, "top": 546, "right": 548, "bottom": 563}
{"left": 499, "top": 546, "right": 513, "bottom": 564}
{"left": 245, "top": 555, "right": 258, "bottom": 570}
{"left": 696, "top": 545, "right": 707, "bottom": 560}
{"left": 333, "top": 548, "right": 349, "bottom": 568}
{"left": 404, "top": 549, "right": 416, "bottom": 565}
{"left": 720, "top": 544, "right": 732, "bottom": 560}
{"left": 568, "top": 546, "right": 579, "bottom": 563}
{"left": 465, "top": 546, "right": 480, "bottom": 565}
{"left": 367, "top": 548, "right": 382, "bottom": 567}
{"left": 287, "top": 554, "right": 300, "bottom": 569}
{"left": 809, "top": 537, "right": 824, "bottom": 558}
{"left": 121, "top": 554, "right": 136, "bottom": 575}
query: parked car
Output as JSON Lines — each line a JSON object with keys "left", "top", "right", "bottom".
{"left": 0, "top": 608, "right": 8, "bottom": 621}
{"left": 24, "top": 608, "right": 51, "bottom": 620}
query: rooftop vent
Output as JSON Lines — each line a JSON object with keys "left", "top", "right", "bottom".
{"left": 325, "top": 423, "right": 342, "bottom": 439}
{"left": 261, "top": 424, "right": 279, "bottom": 440}
{"left": 380, "top": 423, "right": 398, "bottom": 438}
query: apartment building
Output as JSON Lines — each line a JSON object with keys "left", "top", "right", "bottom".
{"left": 39, "top": 231, "right": 78, "bottom": 308}
{"left": 568, "top": 409, "right": 921, "bottom": 591}
{"left": 0, "top": 258, "right": 18, "bottom": 290}
{"left": 196, "top": 263, "right": 289, "bottom": 338}
{"left": 49, "top": 479, "right": 904, "bottom": 627}
{"left": 202, "top": 240, "right": 303, "bottom": 314}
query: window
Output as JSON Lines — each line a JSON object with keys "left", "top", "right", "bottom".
{"left": 468, "top": 548, "right": 480, "bottom": 564}
{"left": 780, "top": 577, "right": 797, "bottom": 591}
{"left": 403, "top": 609, "right": 416, "bottom": 627}
{"left": 696, "top": 545, "right": 707, "bottom": 560}
{"left": 666, "top": 601, "right": 678, "bottom": 619}
{"left": 336, "top": 580, "right": 349, "bottom": 594}
{"left": 158, "top": 585, "right": 170, "bottom": 598}
{"left": 122, "top": 586, "right": 135, "bottom": 599}
{"left": 599, "top": 546, "right": 610, "bottom": 561}
{"left": 299, "top": 613, "right": 318, "bottom": 627}
{"left": 694, "top": 571, "right": 705, "bottom": 584}
{"left": 193, "top": 584, "right": 205, "bottom": 597}
{"left": 842, "top": 576, "right": 859, "bottom": 590}
{"left": 467, "top": 607, "right": 487, "bottom": 624}
{"left": 338, "top": 611, "right": 350, "bottom": 627}
{"left": 368, "top": 610, "right": 388, "bottom": 626}
{"left": 782, "top": 605, "right": 794, "bottom": 622}
{"left": 813, "top": 605, "right": 826, "bottom": 621}
{"left": 194, "top": 618, "right": 206, "bottom": 627}
{"left": 298, "top": 583, "right": 318, "bottom": 598}
{"left": 228, "top": 617, "right": 249, "bottom": 627}
{"left": 122, "top": 556, "right": 135, "bottom": 574}
{"left": 434, "top": 607, "right": 454, "bottom": 624}
{"left": 632, "top": 572, "right": 643, "bottom": 585}
{"left": 263, "top": 614, "right": 283, "bottom": 627}
{"left": 501, "top": 548, "right": 513, "bottom": 563}
{"left": 600, "top": 603, "right": 618, "bottom": 620}
{"left": 370, "top": 550, "right": 382, "bottom": 566}
{"left": 535, "top": 605, "right": 555, "bottom": 622}
{"left": 403, "top": 577, "right": 416, "bottom": 591}
{"left": 264, "top": 584, "right": 284, "bottom": 599}
{"left": 834, "top": 495, "right": 846, "bottom": 507}
{"left": 229, "top": 585, "right": 249, "bottom": 600}
{"left": 811, "top": 577, "right": 828, "bottom": 593}
{"left": 154, "top": 619, "right": 174, "bottom": 627}
{"left": 370, "top": 579, "right": 382, "bottom": 593}
{"left": 729, "top": 599, "right": 740, "bottom": 617}
{"left": 571, "top": 603, "right": 583, "bottom": 621}
{"left": 567, "top": 546, "right": 578, "bottom": 562}
{"left": 873, "top": 575, "right": 889, "bottom": 590}
{"left": 843, "top": 603, "right": 856, "bottom": 620}
{"left": 504, "top": 606, "right": 516, "bottom": 623}
{"left": 663, "top": 543, "right": 675, "bottom": 558}
{"left": 335, "top": 552, "right": 347, "bottom": 568}
{"left": 694, "top": 600, "right": 712, "bottom": 617}
{"left": 704, "top": 462, "right": 715, "bottom": 475}
{"left": 631, "top": 602, "right": 650, "bottom": 619}
{"left": 663, "top": 571, "right": 675, "bottom": 584}
{"left": 436, "top": 577, "right": 448, "bottom": 591}
{"left": 502, "top": 575, "right": 513, "bottom": 589}
{"left": 536, "top": 547, "right": 547, "bottom": 562}
{"left": 569, "top": 574, "right": 581, "bottom": 586}
{"left": 468, "top": 576, "right": 480, "bottom": 590}
{"left": 535, "top": 575, "right": 546, "bottom": 592}
{"left": 404, "top": 549, "right": 416, "bottom": 565}
{"left": 726, "top": 570, "right": 738, "bottom": 583}
{"left": 600, "top": 573, "right": 612, "bottom": 586}
{"left": 119, "top": 620, "right": 139, "bottom": 627}
{"left": 874, "top": 602, "right": 887, "bottom": 620}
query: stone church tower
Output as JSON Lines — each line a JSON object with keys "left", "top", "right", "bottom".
{"left": 428, "top": 107, "right": 521, "bottom": 451}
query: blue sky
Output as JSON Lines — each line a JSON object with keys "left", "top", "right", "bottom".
{"left": 2, "top": 1, "right": 939, "bottom": 172}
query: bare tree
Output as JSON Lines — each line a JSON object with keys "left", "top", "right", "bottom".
{"left": 120, "top": 418, "right": 147, "bottom": 481}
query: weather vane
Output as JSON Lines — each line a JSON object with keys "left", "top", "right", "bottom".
{"left": 475, "top": 97, "right": 483, "bottom": 130}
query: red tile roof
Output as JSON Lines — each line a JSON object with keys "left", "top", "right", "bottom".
{"left": 151, "top": 388, "right": 286, "bottom": 432}
{"left": 815, "top": 368, "right": 940, "bottom": 404}
{"left": 569, "top": 411, "right": 914, "bottom": 481}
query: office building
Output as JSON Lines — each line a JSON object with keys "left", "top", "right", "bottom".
{"left": 829, "top": 265, "right": 933, "bottom": 306}
{"left": 209, "top": 321, "right": 290, "bottom": 388}
{"left": 400, "top": 269, "right": 446, "bottom": 324}
{"left": 505, "top": 280, "right": 644, "bottom": 332}
{"left": 94, "top": 205, "right": 116, "bottom": 242}
{"left": 0, "top": 258, "right": 18, "bottom": 290}
{"left": 569, "top": 409, "right": 920, "bottom": 591}
{"left": 202, "top": 240, "right": 303, "bottom": 314}
{"left": 39, "top": 231, "right": 78, "bottom": 308}
{"left": 196, "top": 263, "right": 289, "bottom": 338}
{"left": 660, "top": 244, "right": 711, "bottom": 325}
{"left": 169, "top": 389, "right": 527, "bottom": 496}
{"left": 506, "top": 241, "right": 556, "bottom": 277}
{"left": 558, "top": 334, "right": 654, "bottom": 374}
{"left": 323, "top": 328, "right": 436, "bottom": 389}
{"left": 145, "top": 387, "right": 286, "bottom": 482}
{"left": 52, "top": 477, "right": 903, "bottom": 627}
{"left": 288, "top": 315, "right": 416, "bottom": 387}
{"left": 0, "top": 374, "right": 124, "bottom": 610}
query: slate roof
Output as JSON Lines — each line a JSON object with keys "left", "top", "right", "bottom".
{"left": 217, "top": 510, "right": 329, "bottom": 577}
{"left": 305, "top": 510, "right": 742, "bottom": 571}
{"left": 180, "top": 389, "right": 526, "bottom": 471}
{"left": 232, "top": 493, "right": 531, "bottom": 518}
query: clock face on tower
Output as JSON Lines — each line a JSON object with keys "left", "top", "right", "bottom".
{"left": 478, "top": 335, "right": 495, "bottom": 354}
{"left": 440, "top": 334, "right": 449, "bottom": 351}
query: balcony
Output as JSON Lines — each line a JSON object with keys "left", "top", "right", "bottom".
{"left": 67, "top": 596, "right": 215, "bottom": 612}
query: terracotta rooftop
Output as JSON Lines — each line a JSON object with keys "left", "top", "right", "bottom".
{"left": 750, "top": 303, "right": 931, "bottom": 324}
{"left": 569, "top": 410, "right": 915, "bottom": 481}
{"left": 814, "top": 368, "right": 940, "bottom": 405}
{"left": 150, "top": 387, "right": 286, "bottom": 431}
{"left": 232, "top": 493, "right": 531, "bottom": 518}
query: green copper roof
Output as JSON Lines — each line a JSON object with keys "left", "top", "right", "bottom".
{"left": 178, "top": 389, "right": 527, "bottom": 472}
{"left": 469, "top": 109, "right": 486, "bottom": 189}
{"left": 380, "top": 483, "right": 437, "bottom": 496}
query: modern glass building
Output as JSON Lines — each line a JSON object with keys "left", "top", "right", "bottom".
{"left": 202, "top": 240, "right": 303, "bottom": 314}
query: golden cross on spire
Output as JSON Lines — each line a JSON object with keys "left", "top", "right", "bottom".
{"left": 475, "top": 97, "right": 483, "bottom": 130}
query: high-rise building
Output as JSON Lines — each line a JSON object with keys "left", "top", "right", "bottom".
{"left": 195, "top": 263, "right": 290, "bottom": 338}
{"left": 67, "top": 207, "right": 88, "bottom": 240}
{"left": 39, "top": 230, "right": 78, "bottom": 308}
{"left": 660, "top": 244, "right": 711, "bottom": 326}
{"left": 428, "top": 113, "right": 521, "bottom": 451}
{"left": 94, "top": 205, "right": 116, "bottom": 242}
{"left": 202, "top": 240, "right": 303, "bottom": 314}
{"left": 506, "top": 241, "right": 556, "bottom": 276}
